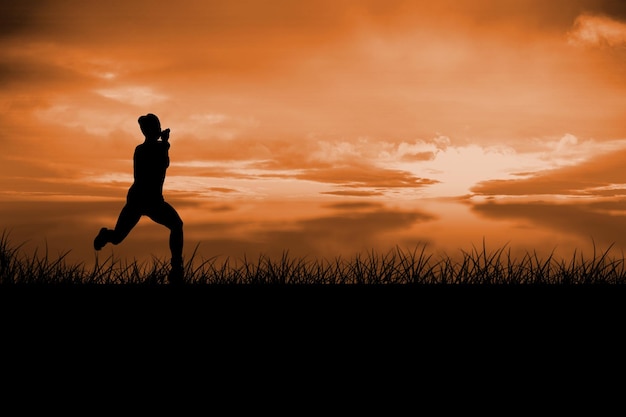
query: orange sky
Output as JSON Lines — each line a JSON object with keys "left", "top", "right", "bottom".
{"left": 2, "top": 0, "right": 626, "bottom": 265}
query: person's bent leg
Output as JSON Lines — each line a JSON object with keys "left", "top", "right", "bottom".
{"left": 94, "top": 204, "right": 141, "bottom": 250}
{"left": 168, "top": 216, "right": 184, "bottom": 266}
{"left": 149, "top": 202, "right": 184, "bottom": 261}
{"left": 148, "top": 202, "right": 184, "bottom": 283}
{"left": 111, "top": 204, "right": 142, "bottom": 244}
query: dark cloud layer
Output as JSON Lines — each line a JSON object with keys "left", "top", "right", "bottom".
{"left": 207, "top": 205, "right": 438, "bottom": 260}
{"left": 589, "top": 0, "right": 626, "bottom": 20}
{"left": 471, "top": 200, "right": 626, "bottom": 251}
{"left": 7, "top": 1, "right": 626, "bottom": 46}
{"left": 0, "top": 2, "right": 42, "bottom": 38}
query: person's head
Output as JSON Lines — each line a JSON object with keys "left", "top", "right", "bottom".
{"left": 138, "top": 113, "right": 161, "bottom": 140}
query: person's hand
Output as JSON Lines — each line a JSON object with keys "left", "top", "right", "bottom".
{"left": 161, "top": 128, "right": 170, "bottom": 141}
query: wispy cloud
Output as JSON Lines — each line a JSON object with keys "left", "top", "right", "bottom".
{"left": 568, "top": 13, "right": 626, "bottom": 47}
{"left": 95, "top": 86, "right": 168, "bottom": 106}
{"left": 471, "top": 145, "right": 626, "bottom": 198}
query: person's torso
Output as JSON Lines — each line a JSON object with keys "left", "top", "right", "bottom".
{"left": 128, "top": 141, "right": 170, "bottom": 201}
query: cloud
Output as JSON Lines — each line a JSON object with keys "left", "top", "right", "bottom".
{"left": 236, "top": 206, "right": 437, "bottom": 259}
{"left": 171, "top": 160, "right": 438, "bottom": 195}
{"left": 162, "top": 133, "right": 626, "bottom": 199}
{"left": 471, "top": 146, "right": 626, "bottom": 197}
{"left": 95, "top": 86, "right": 168, "bottom": 106}
{"left": 568, "top": 13, "right": 626, "bottom": 47}
{"left": 209, "top": 187, "right": 239, "bottom": 194}
{"left": 552, "top": 133, "right": 578, "bottom": 152}
{"left": 471, "top": 199, "right": 626, "bottom": 251}
{"left": 0, "top": 3, "right": 47, "bottom": 38}
{"left": 322, "top": 190, "right": 385, "bottom": 197}
{"left": 296, "top": 165, "right": 439, "bottom": 190}
{"left": 323, "top": 201, "right": 384, "bottom": 210}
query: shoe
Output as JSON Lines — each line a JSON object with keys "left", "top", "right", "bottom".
{"left": 93, "top": 228, "right": 108, "bottom": 251}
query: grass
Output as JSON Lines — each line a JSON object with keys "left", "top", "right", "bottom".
{"left": 1, "top": 230, "right": 626, "bottom": 284}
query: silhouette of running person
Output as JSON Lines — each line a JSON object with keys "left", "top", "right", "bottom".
{"left": 93, "top": 113, "right": 184, "bottom": 284}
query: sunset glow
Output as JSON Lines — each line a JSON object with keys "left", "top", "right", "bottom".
{"left": 2, "top": 0, "right": 626, "bottom": 267}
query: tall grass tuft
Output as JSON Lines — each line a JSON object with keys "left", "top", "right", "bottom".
{"left": 2, "top": 230, "right": 626, "bottom": 284}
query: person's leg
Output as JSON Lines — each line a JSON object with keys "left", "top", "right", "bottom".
{"left": 147, "top": 201, "right": 184, "bottom": 267}
{"left": 94, "top": 204, "right": 142, "bottom": 250}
